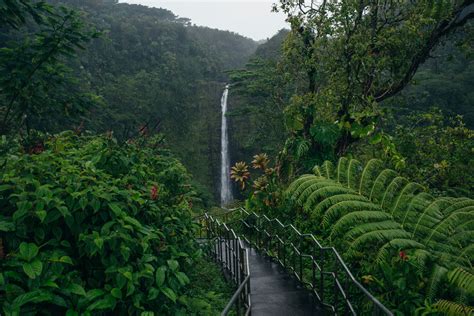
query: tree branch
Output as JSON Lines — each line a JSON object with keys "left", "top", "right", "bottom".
{"left": 374, "top": 2, "right": 474, "bottom": 102}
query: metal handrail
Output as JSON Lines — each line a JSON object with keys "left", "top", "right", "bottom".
{"left": 217, "top": 207, "right": 393, "bottom": 316}
{"left": 199, "top": 213, "right": 251, "bottom": 316}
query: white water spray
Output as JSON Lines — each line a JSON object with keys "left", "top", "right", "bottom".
{"left": 220, "top": 85, "right": 233, "bottom": 206}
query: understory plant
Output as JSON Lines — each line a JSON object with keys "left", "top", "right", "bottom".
{"left": 0, "top": 131, "right": 223, "bottom": 315}
{"left": 286, "top": 157, "right": 474, "bottom": 314}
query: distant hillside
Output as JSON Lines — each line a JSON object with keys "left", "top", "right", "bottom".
{"left": 46, "top": 0, "right": 259, "bottom": 203}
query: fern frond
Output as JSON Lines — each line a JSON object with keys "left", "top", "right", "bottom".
{"left": 315, "top": 160, "right": 334, "bottom": 179}
{"left": 381, "top": 176, "right": 409, "bottom": 210}
{"left": 302, "top": 186, "right": 356, "bottom": 212}
{"left": 401, "top": 192, "right": 434, "bottom": 229}
{"left": 452, "top": 244, "right": 474, "bottom": 267}
{"left": 412, "top": 198, "right": 451, "bottom": 238}
{"left": 440, "top": 198, "right": 474, "bottom": 216}
{"left": 369, "top": 168, "right": 398, "bottom": 203}
{"left": 345, "top": 229, "right": 412, "bottom": 259}
{"left": 433, "top": 299, "right": 474, "bottom": 315}
{"left": 448, "top": 268, "right": 474, "bottom": 294}
{"left": 346, "top": 220, "right": 403, "bottom": 241}
{"left": 286, "top": 174, "right": 318, "bottom": 197}
{"left": 359, "top": 159, "right": 383, "bottom": 196}
{"left": 297, "top": 180, "right": 340, "bottom": 206}
{"left": 390, "top": 182, "right": 426, "bottom": 218}
{"left": 375, "top": 238, "right": 426, "bottom": 264}
{"left": 347, "top": 158, "right": 363, "bottom": 190}
{"left": 312, "top": 194, "right": 369, "bottom": 218}
{"left": 426, "top": 264, "right": 449, "bottom": 302}
{"left": 337, "top": 157, "right": 349, "bottom": 184}
{"left": 322, "top": 201, "right": 382, "bottom": 228}
{"left": 329, "top": 211, "right": 393, "bottom": 241}
{"left": 426, "top": 212, "right": 474, "bottom": 245}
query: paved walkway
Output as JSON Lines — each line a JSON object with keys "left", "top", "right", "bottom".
{"left": 247, "top": 247, "right": 320, "bottom": 316}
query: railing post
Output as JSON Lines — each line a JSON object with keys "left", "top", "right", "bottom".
{"left": 334, "top": 270, "right": 339, "bottom": 313}
{"left": 299, "top": 235, "right": 303, "bottom": 283}
{"left": 320, "top": 248, "right": 324, "bottom": 305}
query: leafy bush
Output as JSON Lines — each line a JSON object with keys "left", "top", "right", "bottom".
{"left": 0, "top": 132, "right": 218, "bottom": 315}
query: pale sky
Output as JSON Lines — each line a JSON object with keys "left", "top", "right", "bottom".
{"left": 119, "top": 0, "right": 289, "bottom": 41}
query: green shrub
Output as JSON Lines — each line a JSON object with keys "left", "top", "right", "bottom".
{"left": 0, "top": 132, "right": 210, "bottom": 315}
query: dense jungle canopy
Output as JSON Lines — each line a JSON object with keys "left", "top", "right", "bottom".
{"left": 0, "top": 0, "right": 473, "bottom": 314}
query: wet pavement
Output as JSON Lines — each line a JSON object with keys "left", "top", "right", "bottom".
{"left": 247, "top": 247, "right": 320, "bottom": 316}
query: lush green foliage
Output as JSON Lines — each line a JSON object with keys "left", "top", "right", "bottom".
{"left": 0, "top": 0, "right": 100, "bottom": 135}
{"left": 229, "top": 0, "right": 474, "bottom": 181}
{"left": 1, "top": 0, "right": 260, "bottom": 202}
{"left": 351, "top": 109, "right": 474, "bottom": 198}
{"left": 0, "top": 132, "right": 227, "bottom": 315}
{"left": 286, "top": 157, "right": 473, "bottom": 314}
{"left": 51, "top": 0, "right": 258, "bottom": 201}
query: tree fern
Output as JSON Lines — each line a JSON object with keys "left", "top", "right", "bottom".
{"left": 287, "top": 157, "right": 474, "bottom": 311}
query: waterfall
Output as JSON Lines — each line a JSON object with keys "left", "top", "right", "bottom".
{"left": 220, "top": 84, "right": 233, "bottom": 206}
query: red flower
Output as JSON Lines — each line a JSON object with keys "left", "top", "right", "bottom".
{"left": 399, "top": 251, "right": 409, "bottom": 261}
{"left": 28, "top": 142, "right": 44, "bottom": 155}
{"left": 150, "top": 186, "right": 158, "bottom": 200}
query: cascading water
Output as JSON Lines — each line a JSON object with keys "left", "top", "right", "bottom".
{"left": 220, "top": 84, "right": 233, "bottom": 207}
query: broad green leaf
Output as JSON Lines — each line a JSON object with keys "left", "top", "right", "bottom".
{"left": 0, "top": 184, "right": 11, "bottom": 192}
{"left": 87, "top": 296, "right": 116, "bottom": 311}
{"left": 175, "top": 272, "right": 190, "bottom": 286}
{"left": 66, "top": 310, "right": 79, "bottom": 316}
{"left": 43, "top": 280, "right": 59, "bottom": 288}
{"left": 155, "top": 266, "right": 166, "bottom": 287}
{"left": 85, "top": 289, "right": 105, "bottom": 301}
{"left": 123, "top": 216, "right": 142, "bottom": 228}
{"left": 12, "top": 290, "right": 52, "bottom": 308}
{"left": 167, "top": 260, "right": 179, "bottom": 271}
{"left": 79, "top": 197, "right": 87, "bottom": 210}
{"left": 35, "top": 210, "right": 47, "bottom": 223}
{"left": 147, "top": 288, "right": 160, "bottom": 300}
{"left": 59, "top": 256, "right": 73, "bottom": 265}
{"left": 111, "top": 288, "right": 122, "bottom": 299}
{"left": 123, "top": 271, "right": 133, "bottom": 281}
{"left": 69, "top": 283, "right": 86, "bottom": 296}
{"left": 91, "top": 199, "right": 101, "bottom": 213}
{"left": 94, "top": 237, "right": 104, "bottom": 250}
{"left": 19, "top": 243, "right": 38, "bottom": 261}
{"left": 13, "top": 201, "right": 32, "bottom": 222}
{"left": 0, "top": 220, "right": 14, "bottom": 232}
{"left": 22, "top": 259, "right": 42, "bottom": 279}
{"left": 57, "top": 206, "right": 71, "bottom": 218}
{"left": 109, "top": 203, "right": 124, "bottom": 217}
{"left": 161, "top": 287, "right": 176, "bottom": 302}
